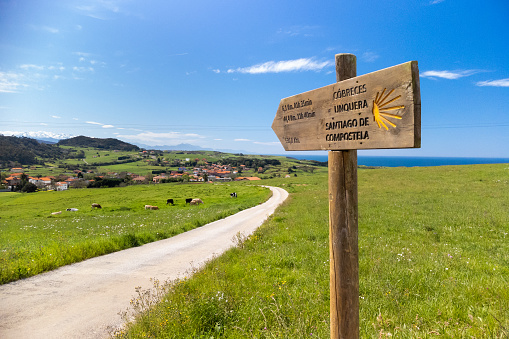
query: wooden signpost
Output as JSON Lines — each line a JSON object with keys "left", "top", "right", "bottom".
{"left": 272, "top": 59, "right": 420, "bottom": 151}
{"left": 272, "top": 54, "right": 421, "bottom": 339}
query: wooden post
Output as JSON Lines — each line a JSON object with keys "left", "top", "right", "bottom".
{"left": 329, "top": 53, "right": 359, "bottom": 339}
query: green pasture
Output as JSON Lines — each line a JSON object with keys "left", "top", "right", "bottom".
{"left": 0, "top": 182, "right": 272, "bottom": 284}
{"left": 96, "top": 162, "right": 166, "bottom": 176}
{"left": 116, "top": 164, "right": 509, "bottom": 338}
{"left": 3, "top": 146, "right": 325, "bottom": 180}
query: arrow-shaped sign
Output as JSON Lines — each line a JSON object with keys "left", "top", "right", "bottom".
{"left": 272, "top": 61, "right": 421, "bottom": 151}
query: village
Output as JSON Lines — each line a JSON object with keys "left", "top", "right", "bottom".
{"left": 2, "top": 155, "right": 266, "bottom": 192}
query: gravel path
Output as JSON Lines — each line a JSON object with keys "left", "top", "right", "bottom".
{"left": 0, "top": 186, "right": 288, "bottom": 339}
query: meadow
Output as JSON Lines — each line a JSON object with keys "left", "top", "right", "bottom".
{"left": 0, "top": 182, "right": 272, "bottom": 284}
{"left": 16, "top": 147, "right": 312, "bottom": 179}
{"left": 114, "top": 164, "right": 509, "bottom": 338}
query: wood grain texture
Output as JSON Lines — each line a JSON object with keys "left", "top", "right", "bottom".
{"left": 329, "top": 53, "right": 359, "bottom": 339}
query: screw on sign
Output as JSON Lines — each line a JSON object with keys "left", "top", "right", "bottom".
{"left": 272, "top": 54, "right": 421, "bottom": 339}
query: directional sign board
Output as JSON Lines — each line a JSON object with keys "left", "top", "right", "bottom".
{"left": 272, "top": 61, "right": 421, "bottom": 151}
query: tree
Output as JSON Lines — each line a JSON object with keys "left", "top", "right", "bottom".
{"left": 21, "top": 182, "right": 38, "bottom": 193}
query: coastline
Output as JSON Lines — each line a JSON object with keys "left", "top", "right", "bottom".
{"left": 280, "top": 155, "right": 509, "bottom": 167}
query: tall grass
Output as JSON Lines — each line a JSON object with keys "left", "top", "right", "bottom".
{"left": 115, "top": 164, "right": 509, "bottom": 338}
{"left": 0, "top": 183, "right": 271, "bottom": 284}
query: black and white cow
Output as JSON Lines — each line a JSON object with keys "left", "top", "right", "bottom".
{"left": 230, "top": 192, "right": 237, "bottom": 198}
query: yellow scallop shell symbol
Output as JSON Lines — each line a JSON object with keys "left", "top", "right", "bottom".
{"left": 372, "top": 88, "right": 405, "bottom": 130}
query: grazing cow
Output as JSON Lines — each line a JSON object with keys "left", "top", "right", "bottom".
{"left": 91, "top": 203, "right": 102, "bottom": 209}
{"left": 190, "top": 198, "right": 204, "bottom": 205}
{"left": 51, "top": 211, "right": 62, "bottom": 215}
{"left": 166, "top": 199, "right": 174, "bottom": 205}
{"left": 66, "top": 208, "right": 79, "bottom": 212}
{"left": 145, "top": 205, "right": 152, "bottom": 210}
{"left": 149, "top": 205, "right": 159, "bottom": 210}
{"left": 185, "top": 198, "right": 193, "bottom": 204}
{"left": 230, "top": 192, "right": 237, "bottom": 198}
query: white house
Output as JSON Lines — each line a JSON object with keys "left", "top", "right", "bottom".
{"left": 55, "top": 182, "right": 69, "bottom": 191}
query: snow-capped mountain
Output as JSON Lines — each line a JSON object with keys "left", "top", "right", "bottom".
{"left": 0, "top": 131, "right": 74, "bottom": 143}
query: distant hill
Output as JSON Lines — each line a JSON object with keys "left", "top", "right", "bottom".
{"left": 135, "top": 142, "right": 250, "bottom": 154}
{"left": 58, "top": 136, "right": 140, "bottom": 151}
{"left": 0, "top": 135, "right": 65, "bottom": 167}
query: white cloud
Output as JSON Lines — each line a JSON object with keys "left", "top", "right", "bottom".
{"left": 47, "top": 65, "right": 65, "bottom": 71}
{"left": 184, "top": 133, "right": 204, "bottom": 138}
{"left": 85, "top": 121, "right": 103, "bottom": 125}
{"left": 75, "top": 1, "right": 126, "bottom": 20}
{"left": 421, "top": 70, "right": 479, "bottom": 80}
{"left": 253, "top": 141, "right": 281, "bottom": 146}
{"left": 2, "top": 60, "right": 99, "bottom": 93}
{"left": 0, "top": 71, "right": 24, "bottom": 93}
{"left": 102, "top": 125, "right": 115, "bottom": 128}
{"left": 276, "top": 25, "right": 319, "bottom": 38}
{"left": 362, "top": 52, "right": 379, "bottom": 63}
{"left": 30, "top": 25, "right": 59, "bottom": 33}
{"left": 235, "top": 138, "right": 251, "bottom": 142}
{"left": 228, "top": 58, "right": 334, "bottom": 74}
{"left": 73, "top": 66, "right": 94, "bottom": 72}
{"left": 214, "top": 138, "right": 223, "bottom": 141}
{"left": 20, "top": 64, "right": 45, "bottom": 71}
{"left": 117, "top": 131, "right": 207, "bottom": 145}
{"left": 430, "top": 0, "right": 445, "bottom": 4}
{"left": 42, "top": 26, "right": 59, "bottom": 34}
{"left": 51, "top": 115, "right": 62, "bottom": 119}
{"left": 476, "top": 78, "right": 509, "bottom": 87}
{"left": 74, "top": 52, "right": 92, "bottom": 57}
{"left": 212, "top": 69, "right": 221, "bottom": 74}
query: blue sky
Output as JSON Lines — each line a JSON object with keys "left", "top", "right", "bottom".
{"left": 1, "top": 0, "right": 508, "bottom": 157}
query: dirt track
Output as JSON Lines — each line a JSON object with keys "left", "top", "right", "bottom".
{"left": 0, "top": 186, "right": 288, "bottom": 339}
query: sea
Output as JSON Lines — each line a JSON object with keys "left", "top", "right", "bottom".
{"left": 281, "top": 155, "right": 509, "bottom": 167}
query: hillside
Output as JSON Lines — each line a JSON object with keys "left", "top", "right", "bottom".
{"left": 58, "top": 136, "right": 140, "bottom": 151}
{"left": 0, "top": 135, "right": 139, "bottom": 168}
{"left": 0, "top": 135, "right": 64, "bottom": 167}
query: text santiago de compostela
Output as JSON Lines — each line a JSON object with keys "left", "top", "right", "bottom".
{"left": 282, "top": 83, "right": 371, "bottom": 143}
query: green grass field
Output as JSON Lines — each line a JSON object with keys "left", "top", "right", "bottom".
{"left": 114, "top": 164, "right": 509, "bottom": 338}
{"left": 9, "top": 147, "right": 322, "bottom": 179}
{"left": 0, "top": 182, "right": 272, "bottom": 284}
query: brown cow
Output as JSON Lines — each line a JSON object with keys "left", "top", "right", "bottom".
{"left": 149, "top": 205, "right": 159, "bottom": 210}
{"left": 190, "top": 198, "right": 203, "bottom": 205}
{"left": 91, "top": 203, "right": 102, "bottom": 209}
